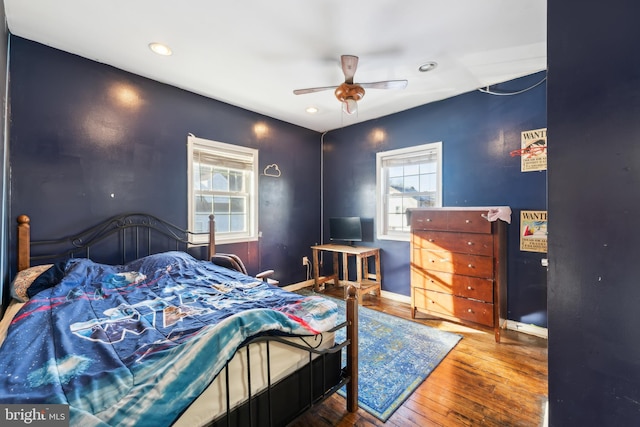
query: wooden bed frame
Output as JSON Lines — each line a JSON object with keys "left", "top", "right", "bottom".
{"left": 14, "top": 213, "right": 359, "bottom": 426}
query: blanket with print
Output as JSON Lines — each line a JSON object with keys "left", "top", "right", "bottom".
{"left": 0, "top": 251, "right": 337, "bottom": 426}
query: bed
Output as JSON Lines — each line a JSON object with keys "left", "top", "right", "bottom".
{"left": 0, "top": 213, "right": 358, "bottom": 426}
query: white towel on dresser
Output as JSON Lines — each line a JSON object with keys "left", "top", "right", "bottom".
{"left": 483, "top": 207, "right": 512, "bottom": 224}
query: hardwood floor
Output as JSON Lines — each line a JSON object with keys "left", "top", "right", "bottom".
{"left": 288, "top": 286, "right": 548, "bottom": 427}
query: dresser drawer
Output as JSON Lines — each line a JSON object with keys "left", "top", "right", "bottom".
{"left": 413, "top": 249, "right": 494, "bottom": 278}
{"left": 410, "top": 209, "right": 448, "bottom": 231}
{"left": 445, "top": 211, "right": 491, "bottom": 233}
{"left": 410, "top": 209, "right": 491, "bottom": 234}
{"left": 413, "top": 289, "right": 494, "bottom": 327}
{"left": 412, "top": 230, "right": 493, "bottom": 256}
{"left": 410, "top": 269, "right": 494, "bottom": 303}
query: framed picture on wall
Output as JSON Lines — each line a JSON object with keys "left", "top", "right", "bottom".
{"left": 520, "top": 210, "right": 547, "bottom": 253}
{"left": 518, "top": 127, "right": 547, "bottom": 172}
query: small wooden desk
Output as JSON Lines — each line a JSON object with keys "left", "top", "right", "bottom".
{"left": 311, "top": 244, "right": 382, "bottom": 304}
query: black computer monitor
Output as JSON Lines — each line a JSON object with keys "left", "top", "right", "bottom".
{"left": 329, "top": 217, "right": 362, "bottom": 245}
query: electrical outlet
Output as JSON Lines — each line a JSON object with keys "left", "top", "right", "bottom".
{"left": 302, "top": 256, "right": 310, "bottom": 266}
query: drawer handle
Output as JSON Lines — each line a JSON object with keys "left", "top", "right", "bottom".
{"left": 428, "top": 238, "right": 435, "bottom": 242}
{"left": 465, "top": 219, "right": 471, "bottom": 223}
{"left": 467, "top": 241, "right": 473, "bottom": 246}
{"left": 467, "top": 308, "right": 473, "bottom": 313}
{"left": 467, "top": 263, "right": 474, "bottom": 268}
{"left": 467, "top": 286, "right": 473, "bottom": 290}
{"left": 430, "top": 259, "right": 435, "bottom": 263}
{"left": 426, "top": 218, "right": 432, "bottom": 222}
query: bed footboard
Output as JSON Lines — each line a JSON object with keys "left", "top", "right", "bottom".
{"left": 185, "top": 287, "right": 359, "bottom": 427}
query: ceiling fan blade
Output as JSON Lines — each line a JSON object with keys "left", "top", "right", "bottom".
{"left": 358, "top": 80, "right": 408, "bottom": 90}
{"left": 293, "top": 85, "right": 339, "bottom": 95}
{"left": 341, "top": 55, "right": 359, "bottom": 84}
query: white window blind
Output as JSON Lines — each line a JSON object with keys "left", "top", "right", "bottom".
{"left": 376, "top": 142, "right": 442, "bottom": 241}
{"left": 187, "top": 134, "right": 258, "bottom": 244}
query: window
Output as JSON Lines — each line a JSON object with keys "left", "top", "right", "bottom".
{"left": 187, "top": 134, "right": 258, "bottom": 244}
{"left": 376, "top": 142, "right": 442, "bottom": 241}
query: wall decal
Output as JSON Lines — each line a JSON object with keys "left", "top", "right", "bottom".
{"left": 263, "top": 164, "right": 281, "bottom": 177}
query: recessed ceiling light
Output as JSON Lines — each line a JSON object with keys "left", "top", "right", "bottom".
{"left": 418, "top": 61, "right": 438, "bottom": 72}
{"left": 149, "top": 42, "right": 172, "bottom": 56}
{"left": 306, "top": 106, "right": 319, "bottom": 114}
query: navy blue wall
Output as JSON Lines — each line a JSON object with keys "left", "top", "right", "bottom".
{"left": 8, "top": 36, "right": 321, "bottom": 287}
{"left": 323, "top": 72, "right": 548, "bottom": 326}
{"left": 548, "top": 2, "right": 640, "bottom": 425}
{"left": 7, "top": 36, "right": 548, "bottom": 328}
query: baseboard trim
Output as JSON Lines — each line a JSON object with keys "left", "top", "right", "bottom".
{"left": 506, "top": 320, "right": 548, "bottom": 339}
{"left": 380, "top": 290, "right": 411, "bottom": 304}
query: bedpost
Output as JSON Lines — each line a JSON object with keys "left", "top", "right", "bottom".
{"left": 17, "top": 215, "right": 31, "bottom": 272}
{"left": 208, "top": 214, "right": 216, "bottom": 260}
{"left": 345, "top": 285, "right": 359, "bottom": 412}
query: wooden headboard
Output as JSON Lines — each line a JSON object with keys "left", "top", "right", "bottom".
{"left": 17, "top": 213, "right": 216, "bottom": 272}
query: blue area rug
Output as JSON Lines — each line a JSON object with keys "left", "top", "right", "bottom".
{"left": 297, "top": 289, "right": 462, "bottom": 422}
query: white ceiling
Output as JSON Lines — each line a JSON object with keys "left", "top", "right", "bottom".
{"left": 4, "top": 0, "right": 547, "bottom": 133}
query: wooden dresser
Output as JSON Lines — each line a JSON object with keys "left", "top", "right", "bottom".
{"left": 409, "top": 207, "right": 508, "bottom": 342}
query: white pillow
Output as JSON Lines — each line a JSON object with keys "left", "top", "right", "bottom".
{"left": 10, "top": 264, "right": 53, "bottom": 302}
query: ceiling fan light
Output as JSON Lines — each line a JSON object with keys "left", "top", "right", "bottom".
{"left": 342, "top": 98, "right": 358, "bottom": 115}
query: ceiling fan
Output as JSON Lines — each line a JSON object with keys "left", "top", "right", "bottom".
{"left": 293, "top": 55, "right": 408, "bottom": 115}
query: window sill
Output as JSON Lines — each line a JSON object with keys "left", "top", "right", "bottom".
{"left": 376, "top": 233, "right": 411, "bottom": 242}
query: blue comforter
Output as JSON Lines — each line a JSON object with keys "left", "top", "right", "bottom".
{"left": 0, "top": 251, "right": 337, "bottom": 426}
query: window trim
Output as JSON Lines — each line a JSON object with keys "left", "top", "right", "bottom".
{"left": 187, "top": 134, "right": 259, "bottom": 245}
{"left": 376, "top": 142, "right": 442, "bottom": 241}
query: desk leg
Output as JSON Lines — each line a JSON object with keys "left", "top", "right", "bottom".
{"left": 312, "top": 249, "right": 320, "bottom": 292}
{"left": 333, "top": 252, "right": 340, "bottom": 286}
{"left": 355, "top": 255, "right": 363, "bottom": 304}
{"left": 342, "top": 253, "right": 348, "bottom": 286}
